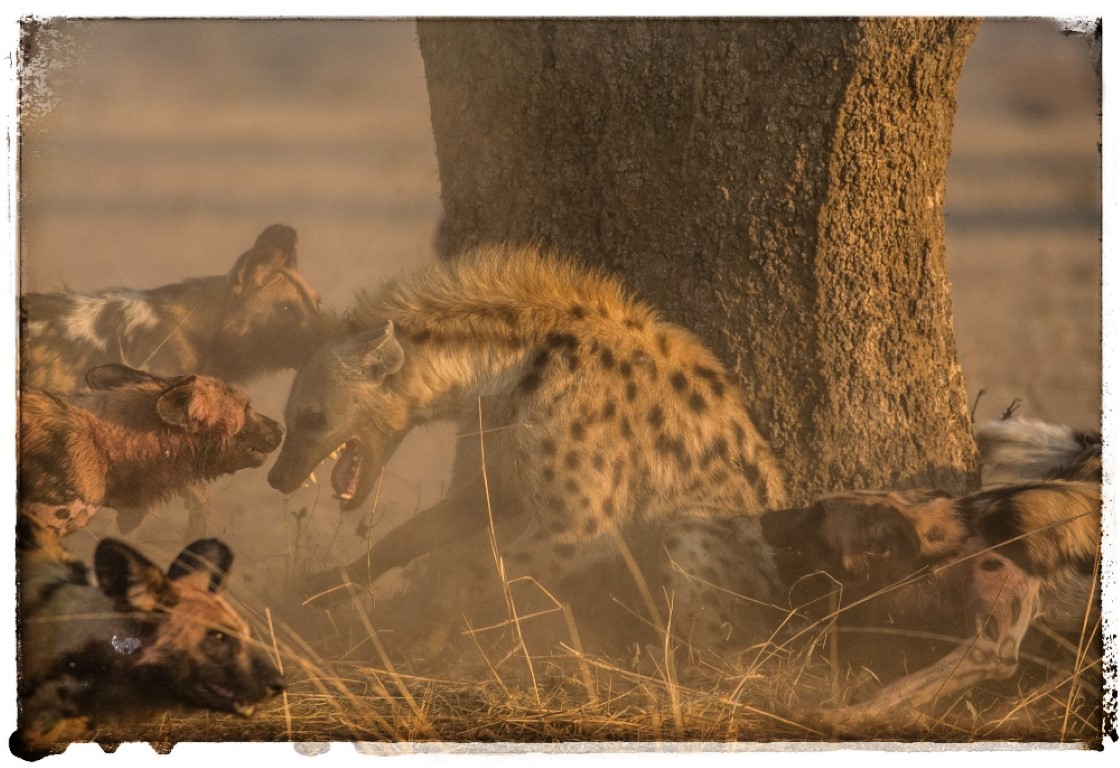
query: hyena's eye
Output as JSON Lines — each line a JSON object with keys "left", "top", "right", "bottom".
{"left": 295, "top": 410, "right": 327, "bottom": 431}
{"left": 277, "top": 301, "right": 298, "bottom": 315}
{"left": 207, "top": 629, "right": 226, "bottom": 641}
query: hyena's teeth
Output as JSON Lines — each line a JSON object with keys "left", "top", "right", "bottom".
{"left": 336, "top": 492, "right": 353, "bottom": 502}
{"left": 329, "top": 450, "right": 339, "bottom": 461}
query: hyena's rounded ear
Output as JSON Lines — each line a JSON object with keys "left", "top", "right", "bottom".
{"left": 344, "top": 320, "right": 404, "bottom": 383}
{"left": 253, "top": 224, "right": 298, "bottom": 268}
{"left": 86, "top": 364, "right": 164, "bottom": 391}
{"left": 95, "top": 539, "right": 176, "bottom": 611}
{"left": 168, "top": 539, "right": 233, "bottom": 594}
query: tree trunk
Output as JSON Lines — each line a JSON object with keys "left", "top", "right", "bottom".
{"left": 418, "top": 18, "right": 980, "bottom": 501}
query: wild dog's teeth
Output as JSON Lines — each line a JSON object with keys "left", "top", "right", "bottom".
{"left": 308, "top": 471, "right": 317, "bottom": 484}
{"left": 329, "top": 450, "right": 339, "bottom": 460}
{"left": 337, "top": 492, "right": 353, "bottom": 502}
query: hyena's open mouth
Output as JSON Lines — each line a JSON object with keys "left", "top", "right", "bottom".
{"left": 331, "top": 437, "right": 364, "bottom": 504}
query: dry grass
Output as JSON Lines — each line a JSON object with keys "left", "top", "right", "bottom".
{"left": 68, "top": 470, "right": 1106, "bottom": 752}
{"left": 77, "top": 589, "right": 1103, "bottom": 750}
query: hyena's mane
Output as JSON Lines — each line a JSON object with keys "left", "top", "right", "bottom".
{"left": 350, "top": 245, "right": 658, "bottom": 343}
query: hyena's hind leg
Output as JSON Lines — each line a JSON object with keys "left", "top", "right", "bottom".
{"left": 654, "top": 512, "right": 787, "bottom": 663}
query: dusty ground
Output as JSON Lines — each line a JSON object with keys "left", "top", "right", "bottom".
{"left": 9, "top": 18, "right": 1104, "bottom": 747}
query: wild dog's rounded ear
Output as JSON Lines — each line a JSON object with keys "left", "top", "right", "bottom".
{"left": 16, "top": 514, "right": 55, "bottom": 554}
{"left": 230, "top": 245, "right": 290, "bottom": 295}
{"left": 168, "top": 539, "right": 233, "bottom": 594}
{"left": 95, "top": 539, "right": 176, "bottom": 611}
{"left": 344, "top": 320, "right": 404, "bottom": 383}
{"left": 156, "top": 377, "right": 244, "bottom": 435}
{"left": 155, "top": 378, "right": 200, "bottom": 430}
{"left": 253, "top": 224, "right": 298, "bottom": 268}
{"left": 759, "top": 504, "right": 822, "bottom": 548}
{"left": 86, "top": 364, "right": 164, "bottom": 391}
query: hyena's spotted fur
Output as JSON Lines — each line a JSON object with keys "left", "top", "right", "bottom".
{"left": 271, "top": 245, "right": 787, "bottom": 657}
{"left": 21, "top": 224, "right": 323, "bottom": 392}
{"left": 21, "top": 224, "right": 321, "bottom": 537}
{"left": 760, "top": 418, "right": 1102, "bottom": 727}
{"left": 13, "top": 516, "right": 284, "bottom": 758}
{"left": 20, "top": 364, "right": 282, "bottom": 535}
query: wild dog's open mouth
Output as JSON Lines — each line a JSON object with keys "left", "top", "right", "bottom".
{"left": 200, "top": 681, "right": 259, "bottom": 717}
{"left": 330, "top": 438, "right": 363, "bottom": 503}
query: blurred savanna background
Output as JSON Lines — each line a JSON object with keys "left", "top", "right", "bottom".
{"left": 12, "top": 18, "right": 1103, "bottom": 745}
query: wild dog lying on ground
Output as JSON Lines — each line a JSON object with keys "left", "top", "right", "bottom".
{"left": 271, "top": 245, "right": 787, "bottom": 659}
{"left": 760, "top": 418, "right": 1102, "bottom": 729}
{"left": 20, "top": 364, "right": 282, "bottom": 536}
{"left": 21, "top": 224, "right": 323, "bottom": 536}
{"left": 12, "top": 516, "right": 284, "bottom": 758}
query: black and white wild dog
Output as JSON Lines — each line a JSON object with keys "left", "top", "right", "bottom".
{"left": 270, "top": 245, "right": 788, "bottom": 659}
{"left": 12, "top": 516, "right": 284, "bottom": 758}
{"left": 760, "top": 417, "right": 1103, "bottom": 728}
{"left": 21, "top": 224, "right": 323, "bottom": 536}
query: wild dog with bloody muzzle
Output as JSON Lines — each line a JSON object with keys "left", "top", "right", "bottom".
{"left": 20, "top": 364, "right": 282, "bottom": 536}
{"left": 12, "top": 516, "right": 284, "bottom": 758}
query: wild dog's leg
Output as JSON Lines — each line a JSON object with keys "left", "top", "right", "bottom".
{"left": 831, "top": 551, "right": 1039, "bottom": 728}
{"left": 183, "top": 483, "right": 212, "bottom": 540}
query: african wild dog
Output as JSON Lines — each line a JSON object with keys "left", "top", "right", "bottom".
{"left": 21, "top": 224, "right": 322, "bottom": 391}
{"left": 759, "top": 418, "right": 1102, "bottom": 728}
{"left": 270, "top": 245, "right": 787, "bottom": 658}
{"left": 13, "top": 515, "right": 284, "bottom": 758}
{"left": 21, "top": 224, "right": 323, "bottom": 536}
{"left": 20, "top": 364, "right": 282, "bottom": 536}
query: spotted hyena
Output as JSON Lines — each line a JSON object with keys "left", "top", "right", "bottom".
{"left": 21, "top": 224, "right": 323, "bottom": 536}
{"left": 13, "top": 515, "right": 284, "bottom": 758}
{"left": 760, "top": 419, "right": 1102, "bottom": 728}
{"left": 20, "top": 364, "right": 282, "bottom": 536}
{"left": 269, "top": 245, "right": 787, "bottom": 657}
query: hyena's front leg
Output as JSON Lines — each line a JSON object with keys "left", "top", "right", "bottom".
{"left": 303, "top": 479, "right": 499, "bottom": 604}
{"left": 827, "top": 552, "right": 1040, "bottom": 731}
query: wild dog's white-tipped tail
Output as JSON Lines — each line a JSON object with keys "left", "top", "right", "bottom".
{"left": 975, "top": 418, "right": 1101, "bottom": 485}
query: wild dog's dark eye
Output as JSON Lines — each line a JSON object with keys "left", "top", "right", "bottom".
{"left": 296, "top": 410, "right": 327, "bottom": 431}
{"left": 278, "top": 301, "right": 298, "bottom": 315}
{"left": 208, "top": 629, "right": 225, "bottom": 641}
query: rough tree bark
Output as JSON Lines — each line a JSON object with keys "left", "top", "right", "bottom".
{"left": 418, "top": 18, "right": 980, "bottom": 501}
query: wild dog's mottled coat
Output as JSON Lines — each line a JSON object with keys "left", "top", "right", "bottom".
{"left": 14, "top": 516, "right": 284, "bottom": 758}
{"left": 273, "top": 245, "right": 787, "bottom": 655}
{"left": 21, "top": 224, "right": 323, "bottom": 392}
{"left": 760, "top": 418, "right": 1102, "bottom": 727}
{"left": 20, "top": 364, "right": 282, "bottom": 535}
